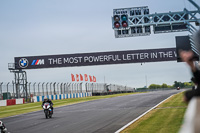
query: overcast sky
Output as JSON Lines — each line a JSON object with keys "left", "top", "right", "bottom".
{"left": 0, "top": 0, "right": 199, "bottom": 88}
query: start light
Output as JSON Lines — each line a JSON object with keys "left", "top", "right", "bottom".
{"left": 121, "top": 15, "right": 128, "bottom": 28}
{"left": 114, "top": 22, "right": 120, "bottom": 28}
{"left": 121, "top": 15, "right": 127, "bottom": 21}
{"left": 122, "top": 21, "right": 128, "bottom": 28}
{"left": 114, "top": 15, "right": 120, "bottom": 21}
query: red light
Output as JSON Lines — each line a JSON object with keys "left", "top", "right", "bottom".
{"left": 122, "top": 21, "right": 128, "bottom": 28}
{"left": 114, "top": 22, "right": 120, "bottom": 28}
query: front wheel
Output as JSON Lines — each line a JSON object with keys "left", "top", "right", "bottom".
{"left": 44, "top": 110, "right": 48, "bottom": 119}
{"left": 49, "top": 110, "right": 53, "bottom": 118}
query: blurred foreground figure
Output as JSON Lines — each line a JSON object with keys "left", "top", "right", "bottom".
{"left": 180, "top": 30, "right": 200, "bottom": 102}
{"left": 179, "top": 30, "right": 200, "bottom": 133}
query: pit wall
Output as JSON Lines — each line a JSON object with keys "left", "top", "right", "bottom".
{"left": 32, "top": 92, "right": 92, "bottom": 102}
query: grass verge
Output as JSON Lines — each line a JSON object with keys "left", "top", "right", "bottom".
{"left": 121, "top": 92, "right": 187, "bottom": 133}
{"left": 0, "top": 92, "right": 142, "bottom": 118}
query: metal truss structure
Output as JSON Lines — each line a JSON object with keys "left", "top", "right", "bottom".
{"left": 8, "top": 63, "right": 28, "bottom": 101}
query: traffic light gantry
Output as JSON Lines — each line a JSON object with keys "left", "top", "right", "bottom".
{"left": 112, "top": 0, "right": 200, "bottom": 38}
{"left": 111, "top": 0, "right": 200, "bottom": 58}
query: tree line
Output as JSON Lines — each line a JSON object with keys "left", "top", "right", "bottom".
{"left": 148, "top": 81, "right": 194, "bottom": 89}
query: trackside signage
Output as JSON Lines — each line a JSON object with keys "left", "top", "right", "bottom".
{"left": 15, "top": 48, "right": 177, "bottom": 69}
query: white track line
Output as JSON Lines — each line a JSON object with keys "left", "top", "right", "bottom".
{"left": 115, "top": 94, "right": 175, "bottom": 133}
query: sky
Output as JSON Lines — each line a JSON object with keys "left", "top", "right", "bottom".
{"left": 0, "top": 0, "right": 200, "bottom": 88}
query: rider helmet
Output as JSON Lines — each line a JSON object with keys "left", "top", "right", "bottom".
{"left": 44, "top": 96, "right": 48, "bottom": 102}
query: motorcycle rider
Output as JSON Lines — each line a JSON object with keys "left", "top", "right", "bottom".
{"left": 0, "top": 120, "right": 7, "bottom": 133}
{"left": 42, "top": 96, "right": 53, "bottom": 114}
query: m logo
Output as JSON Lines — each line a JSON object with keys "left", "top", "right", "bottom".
{"left": 31, "top": 59, "right": 45, "bottom": 65}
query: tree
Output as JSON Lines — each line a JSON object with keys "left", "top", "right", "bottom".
{"left": 173, "top": 81, "right": 179, "bottom": 88}
{"left": 161, "top": 83, "right": 168, "bottom": 88}
{"left": 149, "top": 84, "right": 162, "bottom": 89}
{"left": 173, "top": 81, "right": 194, "bottom": 88}
{"left": 167, "top": 85, "right": 173, "bottom": 88}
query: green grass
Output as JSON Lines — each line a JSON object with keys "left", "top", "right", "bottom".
{"left": 0, "top": 92, "right": 142, "bottom": 118}
{"left": 122, "top": 92, "right": 187, "bottom": 133}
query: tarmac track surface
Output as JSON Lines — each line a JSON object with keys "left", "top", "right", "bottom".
{"left": 3, "top": 90, "right": 184, "bottom": 133}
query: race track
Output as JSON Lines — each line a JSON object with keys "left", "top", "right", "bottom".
{"left": 2, "top": 89, "right": 184, "bottom": 133}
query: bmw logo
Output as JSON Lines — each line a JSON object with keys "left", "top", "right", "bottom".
{"left": 19, "top": 58, "right": 29, "bottom": 68}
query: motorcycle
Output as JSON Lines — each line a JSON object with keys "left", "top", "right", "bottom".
{"left": 42, "top": 103, "right": 53, "bottom": 119}
{"left": 0, "top": 121, "right": 7, "bottom": 133}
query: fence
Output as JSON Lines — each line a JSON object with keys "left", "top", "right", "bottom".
{"left": 87, "top": 83, "right": 136, "bottom": 95}
{"left": 0, "top": 82, "right": 176, "bottom": 100}
{"left": 0, "top": 82, "right": 136, "bottom": 100}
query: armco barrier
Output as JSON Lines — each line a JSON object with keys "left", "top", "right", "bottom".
{"left": 32, "top": 92, "right": 92, "bottom": 102}
{"left": 0, "top": 98, "right": 24, "bottom": 106}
